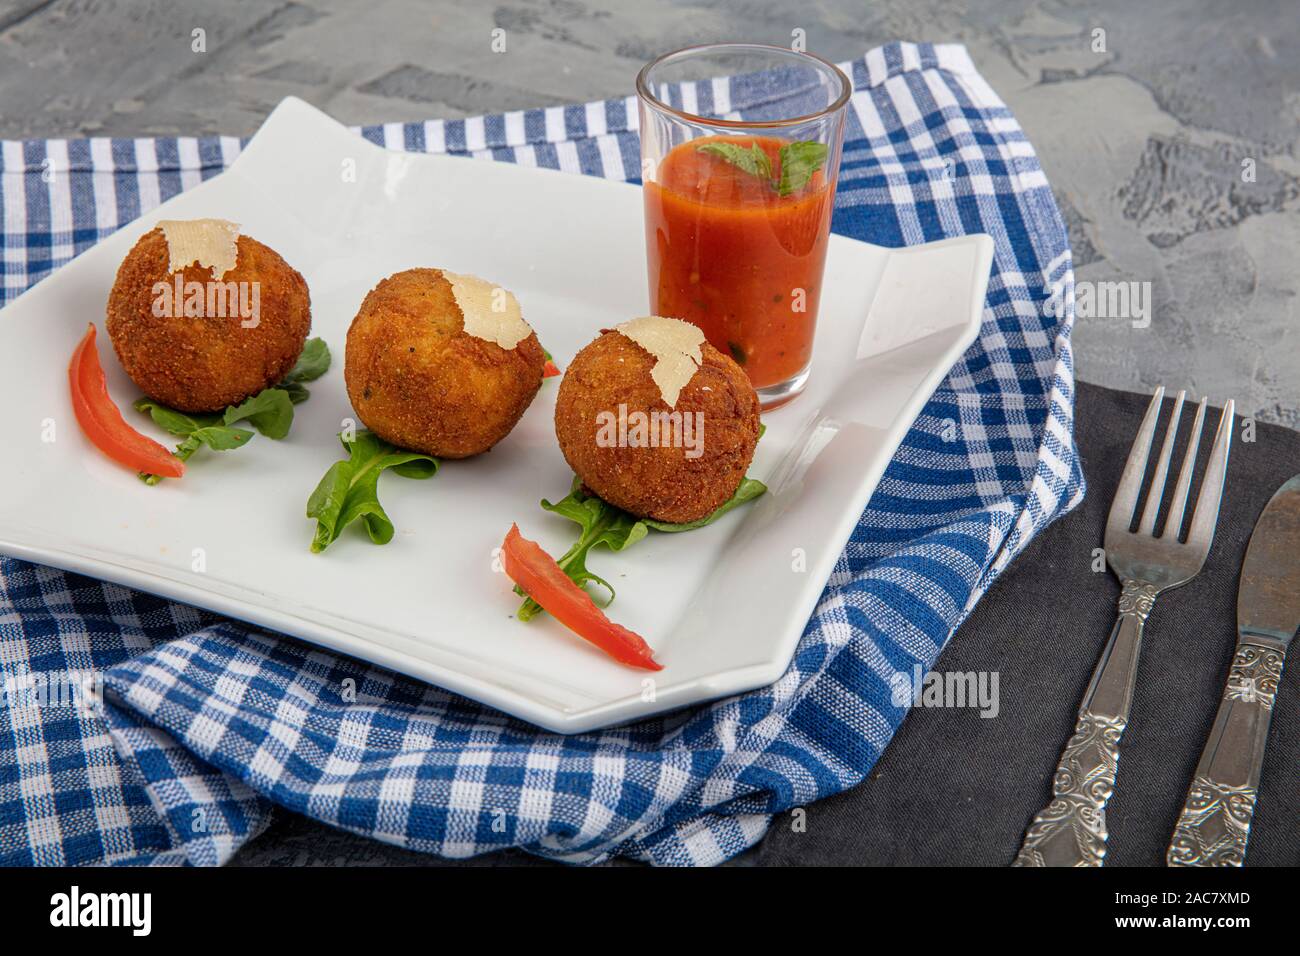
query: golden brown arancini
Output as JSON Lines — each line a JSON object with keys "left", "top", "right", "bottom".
{"left": 105, "top": 228, "right": 311, "bottom": 413}
{"left": 554, "top": 328, "right": 760, "bottom": 523}
{"left": 344, "top": 268, "right": 545, "bottom": 459}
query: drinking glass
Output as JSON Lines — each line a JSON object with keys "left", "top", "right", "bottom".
{"left": 637, "top": 43, "right": 851, "bottom": 408}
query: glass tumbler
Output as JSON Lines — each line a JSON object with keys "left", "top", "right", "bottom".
{"left": 637, "top": 43, "right": 851, "bottom": 408}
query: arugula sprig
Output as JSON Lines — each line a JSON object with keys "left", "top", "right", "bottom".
{"left": 515, "top": 474, "right": 768, "bottom": 622}
{"left": 696, "top": 139, "right": 830, "bottom": 196}
{"left": 133, "top": 401, "right": 254, "bottom": 482}
{"left": 306, "top": 429, "right": 439, "bottom": 553}
{"left": 277, "top": 337, "right": 331, "bottom": 403}
{"left": 514, "top": 481, "right": 647, "bottom": 621}
{"left": 134, "top": 337, "right": 331, "bottom": 484}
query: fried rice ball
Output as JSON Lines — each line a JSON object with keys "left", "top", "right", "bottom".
{"left": 344, "top": 268, "right": 545, "bottom": 458}
{"left": 106, "top": 228, "right": 311, "bottom": 413}
{"left": 555, "top": 328, "right": 760, "bottom": 524}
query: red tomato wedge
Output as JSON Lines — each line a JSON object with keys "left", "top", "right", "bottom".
{"left": 501, "top": 523, "right": 662, "bottom": 671}
{"left": 542, "top": 359, "right": 561, "bottom": 378}
{"left": 68, "top": 324, "right": 184, "bottom": 478}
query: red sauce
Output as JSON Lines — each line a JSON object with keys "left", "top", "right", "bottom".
{"left": 644, "top": 134, "right": 835, "bottom": 389}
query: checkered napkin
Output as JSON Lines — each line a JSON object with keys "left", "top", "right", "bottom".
{"left": 0, "top": 42, "right": 1084, "bottom": 866}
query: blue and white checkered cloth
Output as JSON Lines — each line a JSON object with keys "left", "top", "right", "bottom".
{"left": 0, "top": 42, "right": 1084, "bottom": 866}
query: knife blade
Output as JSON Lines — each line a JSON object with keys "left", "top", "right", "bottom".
{"left": 1238, "top": 474, "right": 1300, "bottom": 648}
{"left": 1167, "top": 474, "right": 1300, "bottom": 866}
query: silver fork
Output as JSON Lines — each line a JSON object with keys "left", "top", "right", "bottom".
{"left": 1013, "top": 387, "right": 1234, "bottom": 867}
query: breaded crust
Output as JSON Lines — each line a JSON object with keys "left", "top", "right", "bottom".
{"left": 105, "top": 228, "right": 311, "bottom": 413}
{"left": 344, "top": 268, "right": 545, "bottom": 458}
{"left": 554, "top": 330, "right": 760, "bottom": 523}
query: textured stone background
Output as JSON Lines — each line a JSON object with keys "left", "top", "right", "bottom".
{"left": 4, "top": 0, "right": 1297, "bottom": 426}
{"left": 2, "top": 0, "right": 1296, "bottom": 864}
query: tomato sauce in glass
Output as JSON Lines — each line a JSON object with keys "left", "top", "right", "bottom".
{"left": 644, "top": 134, "right": 835, "bottom": 389}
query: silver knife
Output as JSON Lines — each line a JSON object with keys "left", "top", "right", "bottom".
{"left": 1166, "top": 474, "right": 1300, "bottom": 866}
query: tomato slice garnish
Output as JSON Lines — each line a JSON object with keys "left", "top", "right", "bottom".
{"left": 501, "top": 523, "right": 661, "bottom": 671}
{"left": 542, "top": 359, "right": 561, "bottom": 378}
{"left": 69, "top": 324, "right": 184, "bottom": 478}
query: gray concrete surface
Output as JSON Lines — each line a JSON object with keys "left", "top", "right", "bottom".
{"left": 2, "top": 0, "right": 1297, "bottom": 865}
{"left": 3, "top": 0, "right": 1298, "bottom": 426}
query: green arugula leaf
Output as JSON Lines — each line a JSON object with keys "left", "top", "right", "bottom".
{"left": 133, "top": 399, "right": 254, "bottom": 485}
{"left": 777, "top": 140, "right": 829, "bottom": 196}
{"left": 696, "top": 141, "right": 772, "bottom": 181}
{"left": 278, "top": 382, "right": 311, "bottom": 405}
{"left": 515, "top": 481, "right": 647, "bottom": 621}
{"left": 134, "top": 399, "right": 218, "bottom": 437}
{"left": 188, "top": 425, "right": 255, "bottom": 451}
{"left": 640, "top": 477, "right": 768, "bottom": 533}
{"left": 223, "top": 388, "right": 295, "bottom": 439}
{"left": 134, "top": 337, "right": 332, "bottom": 483}
{"left": 516, "top": 472, "right": 767, "bottom": 621}
{"left": 306, "top": 429, "right": 439, "bottom": 553}
{"left": 283, "top": 338, "right": 331, "bottom": 384}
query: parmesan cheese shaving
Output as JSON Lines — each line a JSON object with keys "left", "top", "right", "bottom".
{"left": 443, "top": 271, "right": 531, "bottom": 349}
{"left": 158, "top": 219, "right": 241, "bottom": 279}
{"left": 615, "top": 316, "right": 705, "bottom": 408}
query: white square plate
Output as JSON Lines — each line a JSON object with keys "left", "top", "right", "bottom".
{"left": 0, "top": 98, "right": 991, "bottom": 733}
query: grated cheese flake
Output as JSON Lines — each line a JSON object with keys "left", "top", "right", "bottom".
{"left": 443, "top": 271, "right": 531, "bottom": 349}
{"left": 615, "top": 316, "right": 705, "bottom": 408}
{"left": 158, "top": 218, "right": 241, "bottom": 279}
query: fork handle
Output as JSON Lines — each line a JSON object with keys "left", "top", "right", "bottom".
{"left": 1166, "top": 642, "right": 1286, "bottom": 866}
{"left": 1013, "top": 580, "right": 1158, "bottom": 867}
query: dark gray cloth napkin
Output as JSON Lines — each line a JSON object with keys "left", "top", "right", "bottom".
{"left": 736, "top": 380, "right": 1299, "bottom": 867}
{"left": 233, "top": 380, "right": 1299, "bottom": 866}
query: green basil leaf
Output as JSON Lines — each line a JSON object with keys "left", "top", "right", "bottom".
{"left": 695, "top": 139, "right": 826, "bottom": 196}
{"left": 696, "top": 141, "right": 772, "bottom": 181}
{"left": 307, "top": 429, "right": 439, "bottom": 553}
{"left": 777, "top": 140, "right": 829, "bottom": 196}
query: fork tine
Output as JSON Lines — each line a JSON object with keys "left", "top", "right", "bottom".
{"left": 1164, "top": 396, "right": 1208, "bottom": 540}
{"left": 1138, "top": 389, "right": 1186, "bottom": 535}
{"left": 1109, "top": 386, "right": 1165, "bottom": 530}
{"left": 1185, "top": 400, "right": 1235, "bottom": 553}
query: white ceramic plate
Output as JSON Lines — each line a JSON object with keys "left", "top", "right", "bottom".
{"left": 0, "top": 98, "right": 991, "bottom": 733}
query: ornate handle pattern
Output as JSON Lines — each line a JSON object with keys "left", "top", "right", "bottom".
{"left": 1013, "top": 580, "right": 1158, "bottom": 867}
{"left": 1166, "top": 643, "right": 1285, "bottom": 867}
{"left": 1012, "top": 710, "right": 1124, "bottom": 866}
